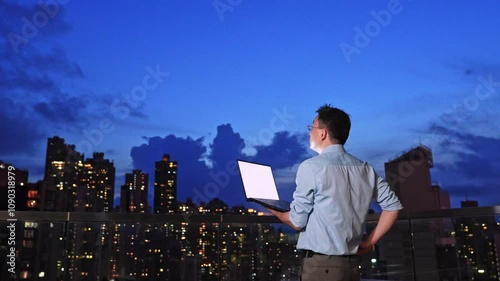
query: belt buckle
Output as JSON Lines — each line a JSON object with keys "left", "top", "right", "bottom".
{"left": 303, "top": 250, "right": 315, "bottom": 258}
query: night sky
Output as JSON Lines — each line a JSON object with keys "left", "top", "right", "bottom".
{"left": 1, "top": 0, "right": 499, "bottom": 210}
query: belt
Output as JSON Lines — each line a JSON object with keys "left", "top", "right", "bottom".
{"left": 302, "top": 250, "right": 356, "bottom": 258}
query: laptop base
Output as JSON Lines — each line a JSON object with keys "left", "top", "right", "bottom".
{"left": 249, "top": 198, "right": 291, "bottom": 212}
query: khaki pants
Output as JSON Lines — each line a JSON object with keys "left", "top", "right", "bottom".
{"left": 300, "top": 255, "right": 360, "bottom": 281}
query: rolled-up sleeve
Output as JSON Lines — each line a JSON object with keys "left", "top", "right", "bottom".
{"left": 374, "top": 174, "right": 403, "bottom": 211}
{"left": 289, "top": 162, "right": 316, "bottom": 229}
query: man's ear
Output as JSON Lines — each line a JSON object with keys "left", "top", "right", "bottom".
{"left": 321, "top": 130, "right": 328, "bottom": 141}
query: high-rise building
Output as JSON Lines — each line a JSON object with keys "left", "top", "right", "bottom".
{"left": 43, "top": 137, "right": 115, "bottom": 212}
{"left": 70, "top": 152, "right": 116, "bottom": 212}
{"left": 66, "top": 153, "right": 115, "bottom": 280}
{"left": 154, "top": 154, "right": 177, "bottom": 214}
{"left": 0, "top": 162, "right": 67, "bottom": 281}
{"left": 454, "top": 213, "right": 500, "bottom": 280}
{"left": 42, "top": 137, "right": 116, "bottom": 281}
{"left": 384, "top": 145, "right": 450, "bottom": 211}
{"left": 43, "top": 136, "right": 84, "bottom": 212}
{"left": 62, "top": 152, "right": 116, "bottom": 280}
{"left": 461, "top": 199, "right": 479, "bottom": 208}
{"left": 451, "top": 200, "right": 500, "bottom": 281}
{"left": 121, "top": 169, "right": 149, "bottom": 213}
{"left": 382, "top": 145, "right": 451, "bottom": 281}
{"left": 83, "top": 152, "right": 116, "bottom": 213}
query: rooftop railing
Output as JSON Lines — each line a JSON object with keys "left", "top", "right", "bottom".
{"left": 2, "top": 206, "right": 500, "bottom": 281}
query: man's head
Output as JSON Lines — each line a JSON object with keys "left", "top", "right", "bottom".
{"left": 308, "top": 104, "right": 351, "bottom": 153}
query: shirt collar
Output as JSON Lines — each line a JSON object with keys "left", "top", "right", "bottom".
{"left": 321, "top": 144, "right": 346, "bottom": 154}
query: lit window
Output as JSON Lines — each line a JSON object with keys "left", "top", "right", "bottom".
{"left": 20, "top": 271, "right": 30, "bottom": 279}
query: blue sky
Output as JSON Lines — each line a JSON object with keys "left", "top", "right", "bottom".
{"left": 1, "top": 0, "right": 499, "bottom": 210}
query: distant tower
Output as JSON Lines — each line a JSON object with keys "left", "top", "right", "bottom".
{"left": 84, "top": 152, "right": 116, "bottom": 212}
{"left": 384, "top": 145, "right": 450, "bottom": 211}
{"left": 121, "top": 169, "right": 149, "bottom": 213}
{"left": 43, "top": 136, "right": 84, "bottom": 211}
{"left": 454, "top": 201, "right": 498, "bottom": 280}
{"left": 461, "top": 200, "right": 478, "bottom": 208}
{"left": 154, "top": 154, "right": 178, "bottom": 214}
{"left": 43, "top": 137, "right": 119, "bottom": 280}
{"left": 382, "top": 146, "right": 451, "bottom": 281}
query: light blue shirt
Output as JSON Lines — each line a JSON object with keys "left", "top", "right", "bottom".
{"left": 289, "top": 144, "right": 403, "bottom": 255}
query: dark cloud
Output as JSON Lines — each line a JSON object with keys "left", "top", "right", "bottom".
{"left": 211, "top": 129, "right": 309, "bottom": 207}
{"left": 129, "top": 108, "right": 149, "bottom": 119}
{"left": 208, "top": 124, "right": 246, "bottom": 171}
{"left": 130, "top": 135, "right": 211, "bottom": 206}
{"left": 1, "top": 46, "right": 84, "bottom": 88}
{"left": 0, "top": 1, "right": 84, "bottom": 157}
{"left": 0, "top": 1, "right": 33, "bottom": 19}
{"left": 33, "top": 94, "right": 89, "bottom": 125}
{"left": 0, "top": 1, "right": 71, "bottom": 48}
{"left": 0, "top": 1, "right": 151, "bottom": 165}
{"left": 0, "top": 98, "right": 45, "bottom": 156}
{"left": 97, "top": 93, "right": 150, "bottom": 122}
{"left": 130, "top": 125, "right": 310, "bottom": 207}
{"left": 0, "top": 97, "right": 47, "bottom": 185}
{"left": 252, "top": 131, "right": 309, "bottom": 169}
{"left": 446, "top": 60, "right": 500, "bottom": 79}
{"left": 427, "top": 125, "right": 500, "bottom": 207}
{"left": 114, "top": 99, "right": 149, "bottom": 120}
{"left": 28, "top": 47, "right": 84, "bottom": 78}
{"left": 104, "top": 149, "right": 117, "bottom": 156}
{"left": 0, "top": 63, "right": 59, "bottom": 92}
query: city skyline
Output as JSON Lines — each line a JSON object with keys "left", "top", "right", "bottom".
{"left": 1, "top": 1, "right": 500, "bottom": 208}
{"left": 0, "top": 135, "right": 481, "bottom": 212}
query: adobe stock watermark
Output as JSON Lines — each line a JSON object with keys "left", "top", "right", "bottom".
{"left": 182, "top": 106, "right": 296, "bottom": 222}
{"left": 339, "top": 0, "right": 407, "bottom": 64}
{"left": 386, "top": 74, "right": 499, "bottom": 187}
{"left": 440, "top": 74, "right": 500, "bottom": 127}
{"left": 7, "top": 0, "right": 71, "bottom": 53}
{"left": 422, "top": 73, "right": 499, "bottom": 154}
{"left": 6, "top": 165, "right": 17, "bottom": 276}
{"left": 213, "top": 0, "right": 243, "bottom": 21}
{"left": 244, "top": 107, "right": 297, "bottom": 148}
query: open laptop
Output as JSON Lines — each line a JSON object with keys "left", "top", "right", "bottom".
{"left": 237, "top": 160, "right": 291, "bottom": 212}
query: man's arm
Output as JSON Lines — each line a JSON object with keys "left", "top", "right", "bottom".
{"left": 267, "top": 162, "right": 315, "bottom": 231}
{"left": 267, "top": 209, "right": 301, "bottom": 231}
{"left": 357, "top": 210, "right": 400, "bottom": 255}
{"left": 359, "top": 171, "right": 404, "bottom": 255}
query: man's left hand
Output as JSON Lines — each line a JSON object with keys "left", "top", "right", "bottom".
{"left": 356, "top": 241, "right": 375, "bottom": 256}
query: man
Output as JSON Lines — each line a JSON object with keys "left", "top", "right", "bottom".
{"left": 267, "top": 105, "right": 403, "bottom": 281}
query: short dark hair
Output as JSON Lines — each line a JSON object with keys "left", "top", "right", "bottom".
{"left": 316, "top": 104, "right": 351, "bottom": 145}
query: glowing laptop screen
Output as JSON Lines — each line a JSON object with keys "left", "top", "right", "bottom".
{"left": 237, "top": 160, "right": 280, "bottom": 200}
